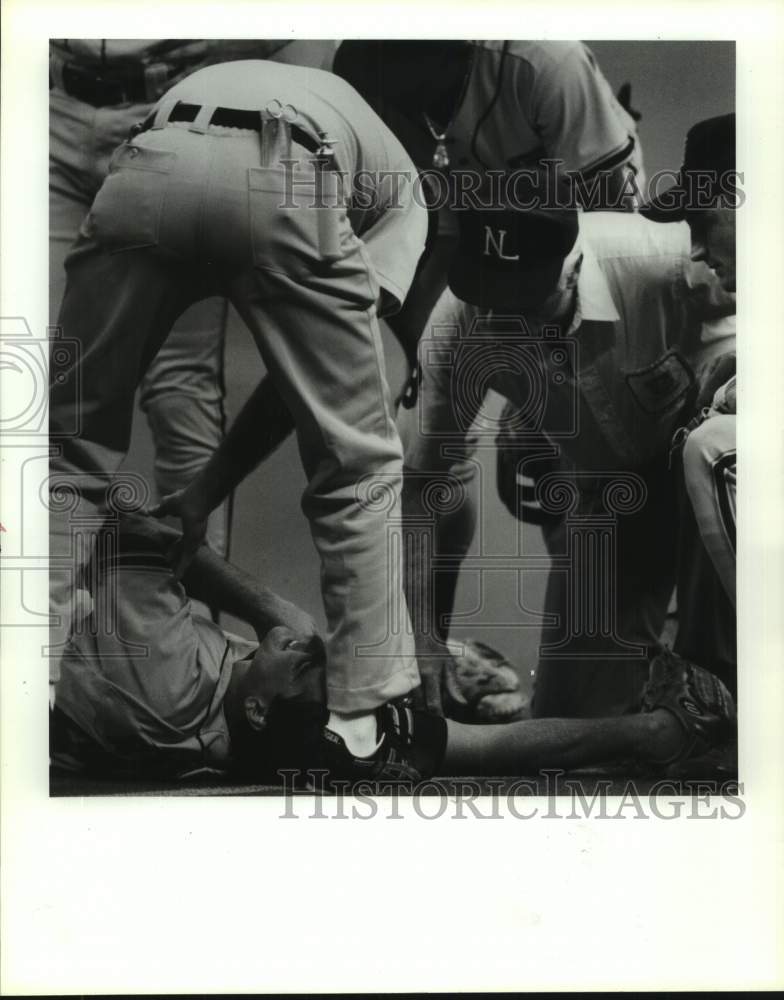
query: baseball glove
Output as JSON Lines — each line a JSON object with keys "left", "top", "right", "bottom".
{"left": 640, "top": 648, "right": 737, "bottom": 769}
{"left": 443, "top": 638, "right": 529, "bottom": 723}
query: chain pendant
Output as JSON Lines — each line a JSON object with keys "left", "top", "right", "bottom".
{"left": 432, "top": 140, "right": 450, "bottom": 170}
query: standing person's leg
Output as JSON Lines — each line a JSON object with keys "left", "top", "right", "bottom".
{"left": 532, "top": 467, "right": 677, "bottom": 718}
{"left": 49, "top": 85, "right": 233, "bottom": 557}
{"left": 138, "top": 301, "right": 232, "bottom": 557}
{"left": 397, "top": 285, "right": 484, "bottom": 640}
{"left": 49, "top": 92, "right": 98, "bottom": 322}
{"left": 230, "top": 262, "right": 420, "bottom": 713}
{"left": 49, "top": 89, "right": 154, "bottom": 322}
{"left": 225, "top": 162, "right": 422, "bottom": 716}
{"left": 50, "top": 233, "right": 196, "bottom": 682}
{"left": 673, "top": 417, "right": 737, "bottom": 696}
{"left": 682, "top": 414, "right": 736, "bottom": 606}
{"left": 673, "top": 516, "right": 736, "bottom": 696}
{"left": 137, "top": 41, "right": 345, "bottom": 554}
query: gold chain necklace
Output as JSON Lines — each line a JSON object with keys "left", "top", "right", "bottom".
{"left": 421, "top": 46, "right": 474, "bottom": 170}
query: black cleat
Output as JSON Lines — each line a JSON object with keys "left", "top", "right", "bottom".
{"left": 319, "top": 697, "right": 447, "bottom": 787}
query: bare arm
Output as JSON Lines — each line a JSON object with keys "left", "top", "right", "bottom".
{"left": 182, "top": 544, "right": 319, "bottom": 643}
{"left": 124, "top": 512, "right": 317, "bottom": 642}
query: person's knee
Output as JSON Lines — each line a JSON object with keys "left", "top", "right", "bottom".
{"left": 143, "top": 391, "right": 224, "bottom": 457}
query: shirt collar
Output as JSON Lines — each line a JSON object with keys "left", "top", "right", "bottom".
{"left": 566, "top": 232, "right": 620, "bottom": 334}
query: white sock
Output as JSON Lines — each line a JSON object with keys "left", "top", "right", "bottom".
{"left": 327, "top": 710, "right": 382, "bottom": 758}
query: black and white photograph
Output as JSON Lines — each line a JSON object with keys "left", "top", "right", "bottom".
{"left": 2, "top": 1, "right": 783, "bottom": 994}
{"left": 46, "top": 37, "right": 738, "bottom": 794}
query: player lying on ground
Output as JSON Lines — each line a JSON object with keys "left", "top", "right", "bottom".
{"left": 50, "top": 513, "right": 736, "bottom": 784}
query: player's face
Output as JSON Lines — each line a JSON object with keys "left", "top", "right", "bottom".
{"left": 687, "top": 208, "right": 736, "bottom": 293}
{"left": 246, "top": 626, "right": 326, "bottom": 709}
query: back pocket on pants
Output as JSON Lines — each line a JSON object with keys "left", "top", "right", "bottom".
{"left": 248, "top": 165, "right": 350, "bottom": 279}
{"left": 84, "top": 143, "right": 176, "bottom": 253}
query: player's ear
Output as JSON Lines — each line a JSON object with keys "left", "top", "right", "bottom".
{"left": 243, "top": 696, "right": 268, "bottom": 732}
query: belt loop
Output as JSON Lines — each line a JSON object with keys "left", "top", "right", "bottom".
{"left": 189, "top": 103, "right": 215, "bottom": 134}
{"left": 151, "top": 97, "right": 179, "bottom": 130}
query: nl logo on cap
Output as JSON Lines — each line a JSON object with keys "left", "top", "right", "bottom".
{"left": 483, "top": 226, "right": 520, "bottom": 261}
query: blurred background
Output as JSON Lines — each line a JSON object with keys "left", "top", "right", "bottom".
{"left": 122, "top": 40, "right": 735, "bottom": 692}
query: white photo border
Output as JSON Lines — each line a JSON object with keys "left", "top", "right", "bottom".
{"left": 2, "top": 1, "right": 783, "bottom": 993}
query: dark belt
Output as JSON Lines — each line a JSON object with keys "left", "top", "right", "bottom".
{"left": 132, "top": 102, "right": 321, "bottom": 154}
{"left": 60, "top": 61, "right": 175, "bottom": 107}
